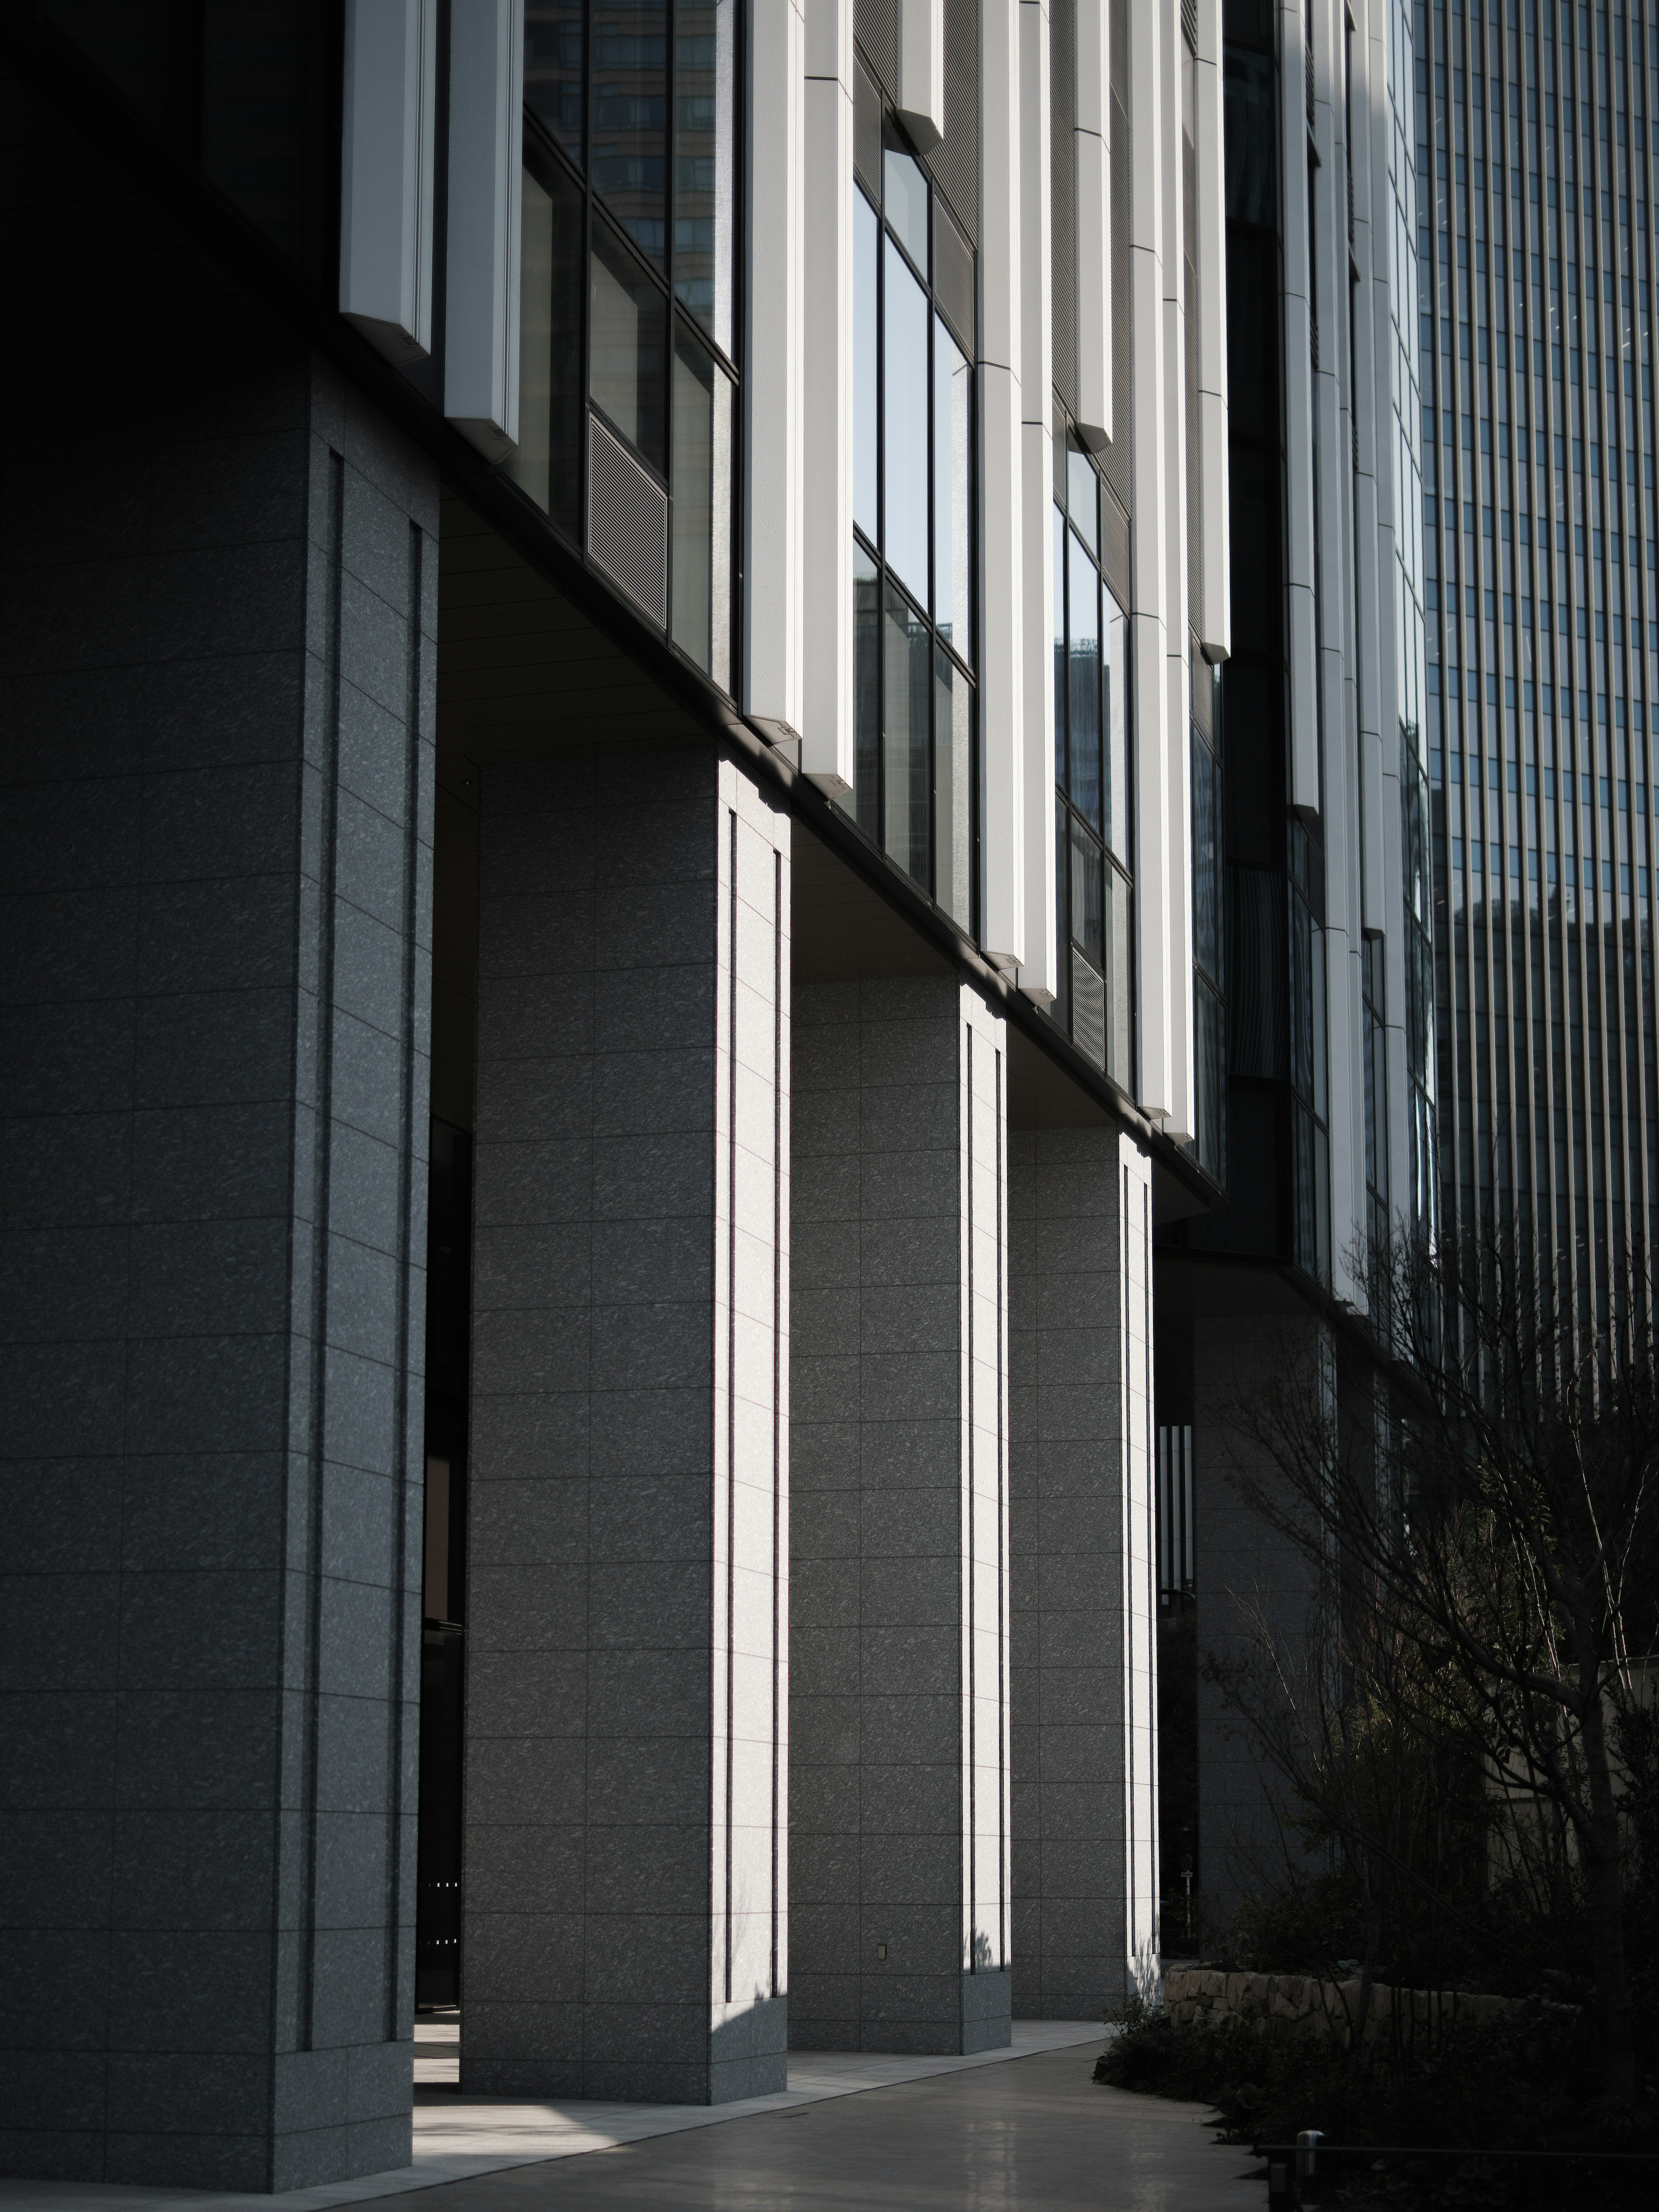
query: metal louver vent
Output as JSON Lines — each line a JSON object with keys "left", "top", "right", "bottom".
{"left": 926, "top": 0, "right": 979, "bottom": 247}
{"left": 588, "top": 414, "right": 668, "bottom": 628}
{"left": 1071, "top": 947, "right": 1107, "bottom": 1070}
{"left": 855, "top": 0, "right": 898, "bottom": 104}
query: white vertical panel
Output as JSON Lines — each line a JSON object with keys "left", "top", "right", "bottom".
{"left": 444, "top": 0, "right": 523, "bottom": 457}
{"left": 1192, "top": 0, "right": 1229, "bottom": 659}
{"left": 1128, "top": 0, "right": 1171, "bottom": 1119}
{"left": 897, "top": 0, "right": 947, "bottom": 151}
{"left": 801, "top": 0, "right": 855, "bottom": 794}
{"left": 745, "top": 0, "right": 807, "bottom": 746}
{"left": 1017, "top": 0, "right": 1056, "bottom": 1003}
{"left": 340, "top": 0, "right": 438, "bottom": 363}
{"left": 979, "top": 0, "right": 1026, "bottom": 966}
{"left": 1073, "top": 1, "right": 1112, "bottom": 449}
{"left": 1160, "top": 3, "right": 1193, "bottom": 1144}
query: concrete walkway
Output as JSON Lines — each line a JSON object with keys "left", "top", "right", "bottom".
{"left": 0, "top": 2028, "right": 1262, "bottom": 2212}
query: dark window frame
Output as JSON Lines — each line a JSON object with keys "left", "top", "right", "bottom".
{"left": 847, "top": 82, "right": 981, "bottom": 938}
{"left": 518, "top": 1, "right": 744, "bottom": 690}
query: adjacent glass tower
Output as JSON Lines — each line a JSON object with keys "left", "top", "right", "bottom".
{"left": 1417, "top": 0, "right": 1659, "bottom": 1295}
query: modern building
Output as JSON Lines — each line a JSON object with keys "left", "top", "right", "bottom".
{"left": 1153, "top": 0, "right": 1434, "bottom": 1933}
{"left": 1, "top": 0, "right": 1235, "bottom": 2191}
{"left": 1412, "top": 0, "right": 1659, "bottom": 1306}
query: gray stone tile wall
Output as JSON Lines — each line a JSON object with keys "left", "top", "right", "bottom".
{"left": 0, "top": 337, "right": 436, "bottom": 2189}
{"left": 462, "top": 748, "right": 788, "bottom": 2103}
{"left": 789, "top": 977, "right": 1012, "bottom": 2054}
{"left": 1007, "top": 1128, "right": 1159, "bottom": 2019}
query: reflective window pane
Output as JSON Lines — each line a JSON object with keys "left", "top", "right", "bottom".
{"left": 1069, "top": 820, "right": 1104, "bottom": 965}
{"left": 883, "top": 237, "right": 930, "bottom": 606}
{"left": 882, "top": 131, "right": 929, "bottom": 274}
{"left": 1104, "top": 586, "right": 1129, "bottom": 861}
{"left": 524, "top": 0, "right": 585, "bottom": 162}
{"left": 673, "top": 0, "right": 736, "bottom": 354}
{"left": 1108, "top": 863, "right": 1132, "bottom": 1086}
{"left": 590, "top": 220, "right": 667, "bottom": 470}
{"left": 592, "top": 3, "right": 666, "bottom": 267}
{"left": 1053, "top": 505, "right": 1067, "bottom": 789}
{"left": 671, "top": 334, "right": 732, "bottom": 688}
{"left": 508, "top": 159, "right": 585, "bottom": 533}
{"left": 1067, "top": 532, "right": 1102, "bottom": 831}
{"left": 933, "top": 316, "right": 972, "bottom": 660}
{"left": 883, "top": 585, "right": 931, "bottom": 887}
{"left": 1067, "top": 445, "right": 1099, "bottom": 556}
{"left": 934, "top": 647, "right": 973, "bottom": 929}
{"left": 855, "top": 193, "right": 879, "bottom": 543}
{"left": 854, "top": 543, "right": 881, "bottom": 844}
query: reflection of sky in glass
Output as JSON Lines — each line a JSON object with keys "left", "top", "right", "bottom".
{"left": 933, "top": 318, "right": 971, "bottom": 655}
{"left": 855, "top": 195, "right": 879, "bottom": 544}
{"left": 1066, "top": 447, "right": 1098, "bottom": 556}
{"left": 883, "top": 237, "right": 930, "bottom": 607}
{"left": 882, "top": 145, "right": 928, "bottom": 274}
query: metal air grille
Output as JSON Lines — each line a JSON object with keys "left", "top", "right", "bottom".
{"left": 855, "top": 0, "right": 898, "bottom": 100}
{"left": 1071, "top": 946, "right": 1107, "bottom": 1070}
{"left": 1100, "top": 484, "right": 1131, "bottom": 615}
{"left": 588, "top": 414, "right": 668, "bottom": 628}
{"left": 926, "top": 0, "right": 979, "bottom": 246}
{"left": 855, "top": 57, "right": 882, "bottom": 197}
{"left": 1051, "top": 0, "right": 1077, "bottom": 413}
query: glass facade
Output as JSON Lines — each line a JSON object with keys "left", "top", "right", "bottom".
{"left": 849, "top": 100, "right": 978, "bottom": 931}
{"left": 513, "top": 2, "right": 739, "bottom": 684}
{"left": 1418, "top": 0, "right": 1657, "bottom": 1306}
{"left": 1050, "top": 438, "right": 1135, "bottom": 1091}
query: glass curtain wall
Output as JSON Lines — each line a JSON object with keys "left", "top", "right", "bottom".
{"left": 1418, "top": 0, "right": 1659, "bottom": 1312}
{"left": 516, "top": 0, "right": 738, "bottom": 686}
{"left": 850, "top": 95, "right": 978, "bottom": 932}
{"left": 1052, "top": 438, "right": 1135, "bottom": 1091}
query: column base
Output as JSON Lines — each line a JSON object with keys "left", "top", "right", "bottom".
{"left": 463, "top": 1996, "right": 787, "bottom": 2106}
{"left": 788, "top": 1970, "right": 1012, "bottom": 2056}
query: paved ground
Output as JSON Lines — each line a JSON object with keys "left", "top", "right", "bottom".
{"left": 383, "top": 2045, "right": 1264, "bottom": 2212}
{"left": 0, "top": 2031, "right": 1263, "bottom": 2212}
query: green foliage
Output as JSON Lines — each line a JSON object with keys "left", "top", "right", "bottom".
{"left": 1093, "top": 1986, "right": 1659, "bottom": 2166}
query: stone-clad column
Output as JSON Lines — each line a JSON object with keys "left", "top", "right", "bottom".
{"left": 0, "top": 353, "right": 435, "bottom": 2187}
{"left": 1007, "top": 1127, "right": 1159, "bottom": 2018}
{"left": 462, "top": 746, "right": 789, "bottom": 2103}
{"left": 790, "top": 977, "right": 1012, "bottom": 2055}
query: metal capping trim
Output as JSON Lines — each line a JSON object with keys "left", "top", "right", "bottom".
{"left": 588, "top": 413, "right": 668, "bottom": 629}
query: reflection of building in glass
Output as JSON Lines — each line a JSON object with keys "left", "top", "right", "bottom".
{"left": 1153, "top": 0, "right": 1433, "bottom": 1944}
{"left": 1417, "top": 1, "right": 1659, "bottom": 1306}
